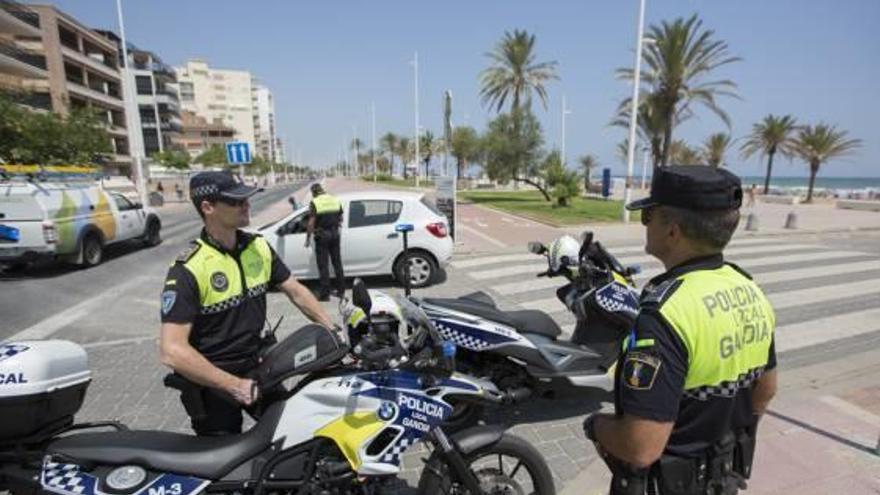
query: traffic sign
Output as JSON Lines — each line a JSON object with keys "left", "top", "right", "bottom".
{"left": 225, "top": 141, "right": 252, "bottom": 165}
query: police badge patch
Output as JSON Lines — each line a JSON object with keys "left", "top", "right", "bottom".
{"left": 161, "top": 291, "right": 177, "bottom": 315}
{"left": 211, "top": 272, "right": 229, "bottom": 291}
{"left": 622, "top": 352, "right": 662, "bottom": 390}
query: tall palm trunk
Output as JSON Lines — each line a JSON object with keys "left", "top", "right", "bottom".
{"left": 762, "top": 145, "right": 777, "bottom": 195}
{"left": 457, "top": 158, "right": 464, "bottom": 179}
{"left": 661, "top": 112, "right": 674, "bottom": 166}
{"left": 806, "top": 160, "right": 819, "bottom": 203}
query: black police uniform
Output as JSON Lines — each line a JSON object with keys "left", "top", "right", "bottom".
{"left": 309, "top": 189, "right": 345, "bottom": 298}
{"left": 160, "top": 171, "right": 292, "bottom": 435}
{"left": 595, "top": 166, "right": 777, "bottom": 494}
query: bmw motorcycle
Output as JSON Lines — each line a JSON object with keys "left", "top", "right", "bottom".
{"left": 0, "top": 281, "right": 555, "bottom": 495}
{"left": 410, "top": 232, "right": 642, "bottom": 426}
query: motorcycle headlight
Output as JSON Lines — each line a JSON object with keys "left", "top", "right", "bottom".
{"left": 105, "top": 466, "right": 147, "bottom": 491}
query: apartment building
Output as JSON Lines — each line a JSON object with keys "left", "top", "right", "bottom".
{"left": 252, "top": 84, "right": 277, "bottom": 162}
{"left": 177, "top": 110, "right": 235, "bottom": 159}
{"left": 175, "top": 59, "right": 258, "bottom": 156}
{"left": 96, "top": 30, "right": 182, "bottom": 158}
{"left": 0, "top": 3, "right": 131, "bottom": 171}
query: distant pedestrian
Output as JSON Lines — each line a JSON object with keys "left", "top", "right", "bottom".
{"left": 175, "top": 183, "right": 183, "bottom": 201}
{"left": 306, "top": 183, "right": 344, "bottom": 301}
{"left": 746, "top": 183, "right": 756, "bottom": 208}
{"left": 156, "top": 181, "right": 165, "bottom": 194}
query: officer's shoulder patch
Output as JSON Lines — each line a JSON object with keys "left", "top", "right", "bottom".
{"left": 175, "top": 242, "right": 201, "bottom": 263}
{"left": 725, "top": 261, "right": 753, "bottom": 280}
{"left": 622, "top": 351, "right": 662, "bottom": 391}
{"left": 641, "top": 278, "right": 683, "bottom": 306}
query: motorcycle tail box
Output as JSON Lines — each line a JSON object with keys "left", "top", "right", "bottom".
{"left": 0, "top": 340, "right": 91, "bottom": 445}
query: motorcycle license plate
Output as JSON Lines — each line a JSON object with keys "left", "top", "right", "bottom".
{"left": 0, "top": 224, "right": 20, "bottom": 242}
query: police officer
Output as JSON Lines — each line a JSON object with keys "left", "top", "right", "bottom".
{"left": 159, "top": 171, "right": 336, "bottom": 436}
{"left": 306, "top": 183, "right": 345, "bottom": 301}
{"left": 582, "top": 166, "right": 778, "bottom": 494}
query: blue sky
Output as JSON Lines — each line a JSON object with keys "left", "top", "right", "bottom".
{"left": 45, "top": 0, "right": 879, "bottom": 177}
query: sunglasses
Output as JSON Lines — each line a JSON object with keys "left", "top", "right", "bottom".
{"left": 216, "top": 197, "right": 248, "bottom": 207}
{"left": 641, "top": 206, "right": 657, "bottom": 226}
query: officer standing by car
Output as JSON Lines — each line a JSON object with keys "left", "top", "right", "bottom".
{"left": 305, "top": 182, "right": 345, "bottom": 301}
{"left": 581, "top": 166, "right": 778, "bottom": 494}
{"left": 159, "top": 171, "right": 336, "bottom": 436}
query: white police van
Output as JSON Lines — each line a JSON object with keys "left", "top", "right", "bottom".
{"left": 0, "top": 166, "right": 162, "bottom": 269}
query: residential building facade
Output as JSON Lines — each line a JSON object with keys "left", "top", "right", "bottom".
{"left": 175, "top": 59, "right": 258, "bottom": 156}
{"left": 177, "top": 110, "right": 235, "bottom": 159}
{"left": 95, "top": 31, "right": 182, "bottom": 158}
{"left": 1, "top": 3, "right": 131, "bottom": 172}
{"left": 252, "top": 83, "right": 277, "bottom": 162}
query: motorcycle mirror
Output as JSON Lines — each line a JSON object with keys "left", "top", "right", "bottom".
{"left": 527, "top": 241, "right": 546, "bottom": 255}
{"left": 351, "top": 278, "right": 372, "bottom": 315}
{"left": 578, "top": 231, "right": 594, "bottom": 259}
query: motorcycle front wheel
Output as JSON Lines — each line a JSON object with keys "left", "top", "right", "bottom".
{"left": 417, "top": 432, "right": 555, "bottom": 495}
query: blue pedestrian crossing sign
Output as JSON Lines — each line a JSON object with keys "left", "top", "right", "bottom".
{"left": 226, "top": 141, "right": 252, "bottom": 165}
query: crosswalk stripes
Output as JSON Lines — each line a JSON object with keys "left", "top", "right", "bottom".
{"left": 449, "top": 239, "right": 880, "bottom": 356}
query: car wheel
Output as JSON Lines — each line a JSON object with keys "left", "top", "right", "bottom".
{"left": 143, "top": 219, "right": 162, "bottom": 247}
{"left": 395, "top": 250, "right": 437, "bottom": 289}
{"left": 80, "top": 233, "right": 103, "bottom": 268}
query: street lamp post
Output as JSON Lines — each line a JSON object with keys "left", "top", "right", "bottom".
{"left": 115, "top": 0, "right": 147, "bottom": 207}
{"left": 413, "top": 51, "right": 420, "bottom": 188}
{"left": 371, "top": 102, "right": 377, "bottom": 182}
{"left": 623, "top": 0, "right": 647, "bottom": 223}
{"left": 561, "top": 93, "right": 572, "bottom": 165}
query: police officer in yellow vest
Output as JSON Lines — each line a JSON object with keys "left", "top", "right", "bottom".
{"left": 159, "top": 171, "right": 336, "bottom": 436}
{"left": 306, "top": 183, "right": 345, "bottom": 301}
{"left": 582, "top": 166, "right": 778, "bottom": 494}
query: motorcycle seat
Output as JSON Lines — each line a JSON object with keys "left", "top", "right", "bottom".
{"left": 424, "top": 298, "right": 562, "bottom": 339}
{"left": 47, "top": 402, "right": 284, "bottom": 479}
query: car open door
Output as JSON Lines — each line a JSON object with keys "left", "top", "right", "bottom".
{"left": 342, "top": 199, "right": 403, "bottom": 274}
{"left": 272, "top": 209, "right": 318, "bottom": 278}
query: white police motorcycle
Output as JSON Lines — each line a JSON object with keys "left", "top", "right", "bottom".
{"left": 0, "top": 281, "right": 555, "bottom": 495}
{"left": 409, "top": 232, "right": 642, "bottom": 427}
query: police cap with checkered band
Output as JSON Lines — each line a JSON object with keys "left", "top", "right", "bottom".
{"left": 626, "top": 165, "right": 743, "bottom": 211}
{"left": 189, "top": 170, "right": 263, "bottom": 203}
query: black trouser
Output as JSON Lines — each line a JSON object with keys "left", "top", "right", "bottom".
{"left": 185, "top": 388, "right": 244, "bottom": 436}
{"left": 315, "top": 229, "right": 344, "bottom": 296}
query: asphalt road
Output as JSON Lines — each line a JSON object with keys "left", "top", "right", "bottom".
{"left": 0, "top": 181, "right": 305, "bottom": 340}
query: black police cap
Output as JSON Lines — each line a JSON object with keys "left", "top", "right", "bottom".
{"left": 189, "top": 171, "right": 263, "bottom": 202}
{"left": 626, "top": 166, "right": 743, "bottom": 211}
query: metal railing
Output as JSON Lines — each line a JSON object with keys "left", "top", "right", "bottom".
{"left": 0, "top": 0, "right": 40, "bottom": 29}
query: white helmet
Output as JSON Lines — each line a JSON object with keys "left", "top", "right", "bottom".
{"left": 548, "top": 235, "right": 581, "bottom": 272}
{"left": 343, "top": 289, "right": 406, "bottom": 345}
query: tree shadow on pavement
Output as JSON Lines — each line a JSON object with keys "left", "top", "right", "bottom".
{"left": 0, "top": 240, "right": 157, "bottom": 281}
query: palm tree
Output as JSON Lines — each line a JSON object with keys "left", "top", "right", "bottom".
{"left": 419, "top": 130, "right": 435, "bottom": 179}
{"left": 449, "top": 126, "right": 480, "bottom": 178}
{"left": 611, "top": 91, "right": 669, "bottom": 169}
{"left": 579, "top": 154, "right": 599, "bottom": 192}
{"left": 480, "top": 29, "right": 559, "bottom": 113}
{"left": 702, "top": 133, "right": 733, "bottom": 168}
{"left": 618, "top": 15, "right": 740, "bottom": 166}
{"left": 379, "top": 132, "right": 397, "bottom": 176}
{"left": 740, "top": 114, "right": 798, "bottom": 194}
{"left": 396, "top": 136, "right": 413, "bottom": 179}
{"left": 669, "top": 140, "right": 702, "bottom": 165}
{"left": 793, "top": 124, "right": 861, "bottom": 202}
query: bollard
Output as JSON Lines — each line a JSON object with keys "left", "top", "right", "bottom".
{"left": 745, "top": 213, "right": 758, "bottom": 231}
{"left": 784, "top": 211, "right": 798, "bottom": 229}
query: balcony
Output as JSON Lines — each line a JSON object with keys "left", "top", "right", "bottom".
{"left": 67, "top": 81, "right": 124, "bottom": 109}
{"left": 0, "top": 0, "right": 40, "bottom": 37}
{"left": 61, "top": 46, "right": 121, "bottom": 81}
{"left": 0, "top": 38, "right": 47, "bottom": 78}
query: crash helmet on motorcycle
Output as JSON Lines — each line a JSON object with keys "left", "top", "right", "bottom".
{"left": 345, "top": 289, "right": 405, "bottom": 347}
{"left": 548, "top": 235, "right": 581, "bottom": 273}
